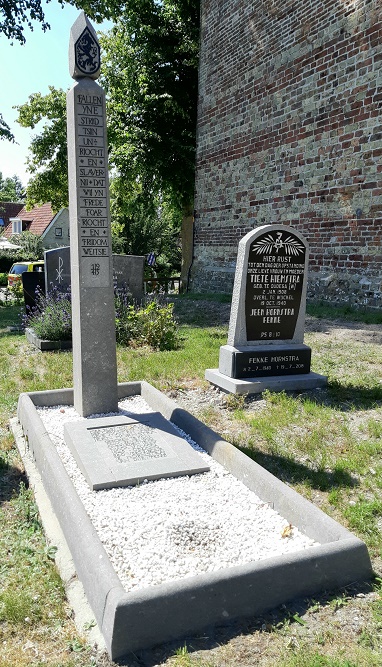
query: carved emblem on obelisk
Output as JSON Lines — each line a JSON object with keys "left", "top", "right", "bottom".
{"left": 69, "top": 11, "right": 101, "bottom": 80}
{"left": 75, "top": 27, "right": 100, "bottom": 76}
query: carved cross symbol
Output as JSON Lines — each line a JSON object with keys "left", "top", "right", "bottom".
{"left": 56, "top": 257, "right": 64, "bottom": 283}
{"left": 274, "top": 232, "right": 284, "bottom": 252}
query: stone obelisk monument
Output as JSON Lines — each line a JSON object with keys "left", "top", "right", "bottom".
{"left": 67, "top": 12, "right": 118, "bottom": 417}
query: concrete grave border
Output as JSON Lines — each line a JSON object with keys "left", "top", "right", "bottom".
{"left": 15, "top": 381, "right": 372, "bottom": 661}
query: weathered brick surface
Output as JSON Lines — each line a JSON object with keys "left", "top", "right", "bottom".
{"left": 191, "top": 0, "right": 382, "bottom": 307}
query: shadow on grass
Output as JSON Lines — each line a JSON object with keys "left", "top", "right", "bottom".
{"left": 0, "top": 456, "right": 29, "bottom": 505}
{"left": 303, "top": 380, "right": 382, "bottom": 412}
{"left": 239, "top": 447, "right": 358, "bottom": 492}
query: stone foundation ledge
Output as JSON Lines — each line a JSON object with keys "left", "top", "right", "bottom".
{"left": 25, "top": 327, "right": 72, "bottom": 351}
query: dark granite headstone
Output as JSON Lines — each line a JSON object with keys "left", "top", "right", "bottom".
{"left": 22, "top": 272, "right": 45, "bottom": 311}
{"left": 112, "top": 254, "right": 144, "bottom": 301}
{"left": 45, "top": 246, "right": 144, "bottom": 301}
{"left": 245, "top": 229, "right": 306, "bottom": 342}
{"left": 45, "top": 247, "right": 71, "bottom": 294}
{"left": 206, "top": 224, "right": 327, "bottom": 394}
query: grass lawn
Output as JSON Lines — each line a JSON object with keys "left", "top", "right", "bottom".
{"left": 1, "top": 297, "right": 382, "bottom": 667}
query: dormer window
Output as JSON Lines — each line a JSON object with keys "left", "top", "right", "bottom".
{"left": 10, "top": 218, "right": 22, "bottom": 234}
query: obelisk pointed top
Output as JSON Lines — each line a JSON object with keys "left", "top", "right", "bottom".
{"left": 69, "top": 11, "right": 101, "bottom": 80}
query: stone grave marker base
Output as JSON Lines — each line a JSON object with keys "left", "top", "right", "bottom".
{"left": 64, "top": 413, "right": 209, "bottom": 489}
{"left": 206, "top": 368, "right": 328, "bottom": 395}
{"left": 14, "top": 381, "right": 371, "bottom": 661}
{"left": 25, "top": 327, "right": 72, "bottom": 351}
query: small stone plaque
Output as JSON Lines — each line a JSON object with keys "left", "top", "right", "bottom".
{"left": 64, "top": 413, "right": 209, "bottom": 490}
{"left": 233, "top": 346, "right": 311, "bottom": 378}
{"left": 90, "top": 423, "right": 167, "bottom": 462}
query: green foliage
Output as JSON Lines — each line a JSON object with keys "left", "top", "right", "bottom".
{"left": 115, "top": 297, "right": 181, "bottom": 350}
{"left": 110, "top": 183, "right": 182, "bottom": 274}
{"left": 0, "top": 272, "right": 8, "bottom": 286}
{"left": 10, "top": 231, "right": 43, "bottom": 260}
{"left": 8, "top": 281, "right": 24, "bottom": 305}
{"left": 16, "top": 87, "right": 68, "bottom": 212}
{"left": 0, "top": 0, "right": 50, "bottom": 43}
{"left": 24, "top": 286, "right": 181, "bottom": 350}
{"left": 99, "top": 0, "right": 199, "bottom": 210}
{"left": 0, "top": 172, "right": 24, "bottom": 201}
{"left": 15, "top": 0, "right": 199, "bottom": 273}
{"left": 0, "top": 113, "right": 15, "bottom": 142}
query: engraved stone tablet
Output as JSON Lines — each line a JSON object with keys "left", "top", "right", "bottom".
{"left": 245, "top": 229, "right": 306, "bottom": 342}
{"left": 64, "top": 413, "right": 210, "bottom": 490}
{"left": 228, "top": 225, "right": 309, "bottom": 347}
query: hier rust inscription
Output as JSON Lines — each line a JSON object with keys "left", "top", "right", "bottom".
{"left": 245, "top": 230, "right": 306, "bottom": 341}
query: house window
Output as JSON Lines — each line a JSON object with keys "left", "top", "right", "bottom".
{"left": 55, "top": 227, "right": 63, "bottom": 237}
{"left": 10, "top": 218, "right": 22, "bottom": 234}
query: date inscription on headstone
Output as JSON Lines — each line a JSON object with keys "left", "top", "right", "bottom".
{"left": 245, "top": 230, "right": 306, "bottom": 341}
{"left": 233, "top": 347, "right": 311, "bottom": 378}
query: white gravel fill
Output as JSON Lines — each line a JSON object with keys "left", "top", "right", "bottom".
{"left": 37, "top": 396, "right": 319, "bottom": 592}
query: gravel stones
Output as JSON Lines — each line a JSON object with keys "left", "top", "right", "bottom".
{"left": 37, "top": 397, "right": 318, "bottom": 592}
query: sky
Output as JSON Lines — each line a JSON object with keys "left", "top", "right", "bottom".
{"left": 0, "top": 2, "right": 112, "bottom": 186}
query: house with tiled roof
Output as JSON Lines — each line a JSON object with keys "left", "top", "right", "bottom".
{"left": 3, "top": 203, "right": 69, "bottom": 249}
{"left": 0, "top": 201, "right": 24, "bottom": 232}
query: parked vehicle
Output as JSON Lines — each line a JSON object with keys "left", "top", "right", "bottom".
{"left": 8, "top": 261, "right": 44, "bottom": 287}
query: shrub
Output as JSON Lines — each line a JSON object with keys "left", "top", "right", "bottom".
{"left": 23, "top": 287, "right": 72, "bottom": 341}
{"left": 0, "top": 272, "right": 8, "bottom": 286}
{"left": 24, "top": 286, "right": 180, "bottom": 350}
{"left": 115, "top": 296, "right": 180, "bottom": 350}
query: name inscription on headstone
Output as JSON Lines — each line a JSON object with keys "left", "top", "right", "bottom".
{"left": 233, "top": 347, "right": 311, "bottom": 378}
{"left": 245, "top": 230, "right": 306, "bottom": 341}
{"left": 74, "top": 91, "right": 110, "bottom": 286}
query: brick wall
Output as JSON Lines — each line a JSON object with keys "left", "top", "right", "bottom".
{"left": 191, "top": 0, "right": 382, "bottom": 307}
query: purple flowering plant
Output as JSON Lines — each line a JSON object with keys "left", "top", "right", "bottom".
{"left": 23, "top": 284, "right": 72, "bottom": 341}
{"left": 23, "top": 282, "right": 180, "bottom": 349}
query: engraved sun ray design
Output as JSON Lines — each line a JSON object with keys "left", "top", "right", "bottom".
{"left": 251, "top": 233, "right": 304, "bottom": 256}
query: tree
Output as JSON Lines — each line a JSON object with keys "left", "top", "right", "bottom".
{"left": 99, "top": 0, "right": 199, "bottom": 213}
{"left": 16, "top": 87, "right": 68, "bottom": 212}
{"left": 0, "top": 172, "right": 25, "bottom": 201}
{"left": 110, "top": 179, "right": 182, "bottom": 274}
{"left": 0, "top": 0, "right": 51, "bottom": 44}
{"left": 10, "top": 231, "right": 44, "bottom": 259}
{"left": 15, "top": 0, "right": 199, "bottom": 272}
{"left": 0, "top": 113, "right": 15, "bottom": 142}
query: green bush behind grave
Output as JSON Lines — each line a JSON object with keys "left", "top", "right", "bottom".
{"left": 24, "top": 288, "right": 181, "bottom": 350}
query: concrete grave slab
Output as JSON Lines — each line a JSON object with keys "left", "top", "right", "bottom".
{"left": 15, "top": 381, "right": 372, "bottom": 661}
{"left": 64, "top": 413, "right": 209, "bottom": 489}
